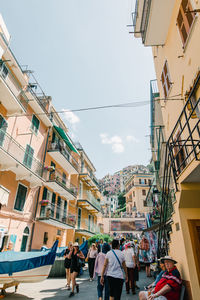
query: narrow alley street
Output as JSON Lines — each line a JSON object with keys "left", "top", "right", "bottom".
{"left": 3, "top": 271, "right": 152, "bottom": 300}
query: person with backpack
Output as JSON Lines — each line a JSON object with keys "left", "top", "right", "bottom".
{"left": 100, "top": 239, "right": 128, "bottom": 300}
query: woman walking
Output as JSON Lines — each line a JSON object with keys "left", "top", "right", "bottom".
{"left": 68, "top": 242, "right": 85, "bottom": 297}
{"left": 64, "top": 242, "right": 73, "bottom": 290}
{"left": 87, "top": 243, "right": 98, "bottom": 281}
{"left": 93, "top": 243, "right": 110, "bottom": 300}
{"left": 100, "top": 239, "right": 128, "bottom": 300}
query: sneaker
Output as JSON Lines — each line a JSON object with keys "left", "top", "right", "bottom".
{"left": 66, "top": 285, "right": 71, "bottom": 290}
{"left": 89, "top": 278, "right": 92, "bottom": 282}
{"left": 76, "top": 285, "right": 79, "bottom": 293}
{"left": 69, "top": 292, "right": 74, "bottom": 297}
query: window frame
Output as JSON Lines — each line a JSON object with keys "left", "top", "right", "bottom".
{"left": 142, "top": 189, "right": 146, "bottom": 196}
{"left": 30, "top": 114, "right": 40, "bottom": 135}
{"left": 0, "top": 114, "right": 8, "bottom": 147}
{"left": 161, "top": 60, "right": 172, "bottom": 99}
{"left": 177, "top": 0, "right": 196, "bottom": 48}
{"left": 14, "top": 182, "right": 28, "bottom": 212}
{"left": 23, "top": 144, "right": 34, "bottom": 169}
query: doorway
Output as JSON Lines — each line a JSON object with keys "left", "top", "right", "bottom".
{"left": 188, "top": 219, "right": 200, "bottom": 285}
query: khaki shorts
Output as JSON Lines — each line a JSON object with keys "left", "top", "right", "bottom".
{"left": 144, "top": 291, "right": 167, "bottom": 300}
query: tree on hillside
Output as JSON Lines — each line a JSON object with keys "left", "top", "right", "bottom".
{"left": 118, "top": 192, "right": 126, "bottom": 209}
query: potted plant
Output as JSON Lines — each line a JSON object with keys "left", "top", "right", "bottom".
{"left": 40, "top": 199, "right": 49, "bottom": 206}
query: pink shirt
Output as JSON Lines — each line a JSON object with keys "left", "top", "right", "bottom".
{"left": 93, "top": 252, "right": 107, "bottom": 277}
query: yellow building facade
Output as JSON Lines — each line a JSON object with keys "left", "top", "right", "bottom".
{"left": 125, "top": 173, "right": 153, "bottom": 214}
{"left": 134, "top": 1, "right": 200, "bottom": 299}
{"left": 75, "top": 147, "right": 101, "bottom": 244}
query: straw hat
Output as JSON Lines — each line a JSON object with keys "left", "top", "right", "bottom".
{"left": 161, "top": 256, "right": 177, "bottom": 264}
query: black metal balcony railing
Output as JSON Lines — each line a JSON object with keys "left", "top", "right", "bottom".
{"left": 158, "top": 80, "right": 200, "bottom": 257}
{"left": 40, "top": 202, "right": 76, "bottom": 227}
{"left": 168, "top": 97, "right": 200, "bottom": 182}
{"left": 81, "top": 167, "right": 99, "bottom": 187}
{"left": 0, "top": 129, "right": 43, "bottom": 178}
{"left": 44, "top": 168, "right": 78, "bottom": 197}
{"left": 48, "top": 142, "right": 80, "bottom": 173}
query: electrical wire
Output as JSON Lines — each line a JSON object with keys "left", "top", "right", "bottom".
{"left": 6, "top": 97, "right": 184, "bottom": 118}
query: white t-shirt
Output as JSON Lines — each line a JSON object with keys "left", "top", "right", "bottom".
{"left": 105, "top": 250, "right": 125, "bottom": 279}
{"left": 123, "top": 248, "right": 135, "bottom": 268}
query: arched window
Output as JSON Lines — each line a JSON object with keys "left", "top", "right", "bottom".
{"left": 20, "top": 226, "right": 30, "bottom": 252}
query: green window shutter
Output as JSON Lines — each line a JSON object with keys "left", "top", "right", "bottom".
{"left": 56, "top": 196, "right": 61, "bottom": 219}
{"left": 23, "top": 145, "right": 34, "bottom": 168}
{"left": 14, "top": 184, "right": 27, "bottom": 211}
{"left": 64, "top": 201, "right": 67, "bottom": 215}
{"left": 31, "top": 115, "right": 40, "bottom": 134}
{"left": 0, "top": 115, "right": 7, "bottom": 146}
{"left": 42, "top": 187, "right": 47, "bottom": 200}
{"left": 51, "top": 193, "right": 56, "bottom": 217}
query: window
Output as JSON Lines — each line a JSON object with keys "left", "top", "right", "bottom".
{"left": 88, "top": 215, "right": 91, "bottom": 231}
{"left": 177, "top": 0, "right": 195, "bottom": 46}
{"left": 23, "top": 144, "right": 34, "bottom": 168}
{"left": 62, "top": 173, "right": 66, "bottom": 185}
{"left": 51, "top": 192, "right": 56, "bottom": 217}
{"left": 0, "top": 62, "right": 9, "bottom": 79}
{"left": 78, "top": 208, "right": 81, "bottom": 229}
{"left": 43, "top": 232, "right": 48, "bottom": 245}
{"left": 161, "top": 61, "right": 172, "bottom": 98}
{"left": 63, "top": 201, "right": 67, "bottom": 221}
{"left": 132, "top": 191, "right": 135, "bottom": 197}
{"left": 31, "top": 115, "right": 40, "bottom": 134}
{"left": 20, "top": 227, "right": 29, "bottom": 252}
{"left": 143, "top": 200, "right": 147, "bottom": 207}
{"left": 148, "top": 179, "right": 152, "bottom": 186}
{"left": 0, "top": 115, "right": 7, "bottom": 146}
{"left": 142, "top": 189, "right": 146, "bottom": 196}
{"left": 56, "top": 196, "right": 61, "bottom": 220}
{"left": 139, "top": 179, "right": 141, "bottom": 184}
{"left": 14, "top": 184, "right": 28, "bottom": 211}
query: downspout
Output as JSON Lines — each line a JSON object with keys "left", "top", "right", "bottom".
{"left": 29, "top": 127, "right": 51, "bottom": 251}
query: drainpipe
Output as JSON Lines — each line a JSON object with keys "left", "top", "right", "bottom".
{"left": 29, "top": 127, "right": 51, "bottom": 251}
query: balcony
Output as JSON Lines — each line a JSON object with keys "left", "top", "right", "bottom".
{"left": 80, "top": 167, "right": 99, "bottom": 191}
{"left": 76, "top": 218, "right": 100, "bottom": 236}
{"left": 38, "top": 202, "right": 76, "bottom": 229}
{"left": 44, "top": 168, "right": 77, "bottom": 200}
{"left": 167, "top": 82, "right": 200, "bottom": 183}
{"left": 134, "top": 0, "right": 175, "bottom": 46}
{"left": 47, "top": 141, "right": 80, "bottom": 175}
{"left": 0, "top": 61, "right": 28, "bottom": 114}
{"left": 78, "top": 191, "right": 101, "bottom": 212}
{"left": 0, "top": 129, "right": 44, "bottom": 187}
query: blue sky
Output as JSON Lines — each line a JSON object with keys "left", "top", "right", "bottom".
{"left": 1, "top": 0, "right": 155, "bottom": 178}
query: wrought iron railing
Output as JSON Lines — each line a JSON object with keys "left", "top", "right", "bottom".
{"left": 0, "top": 129, "right": 43, "bottom": 178}
{"left": 78, "top": 218, "right": 100, "bottom": 234}
{"left": 39, "top": 202, "right": 76, "bottom": 227}
{"left": 44, "top": 167, "right": 78, "bottom": 197}
{"left": 157, "top": 82, "right": 200, "bottom": 257}
{"left": 48, "top": 141, "right": 80, "bottom": 172}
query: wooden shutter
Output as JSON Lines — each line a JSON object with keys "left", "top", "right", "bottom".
{"left": 0, "top": 115, "right": 7, "bottom": 146}
{"left": 177, "top": 0, "right": 195, "bottom": 45}
{"left": 42, "top": 187, "right": 47, "bottom": 200}
{"left": 51, "top": 193, "right": 56, "bottom": 217}
{"left": 14, "top": 184, "right": 27, "bottom": 211}
{"left": 23, "top": 145, "right": 34, "bottom": 168}
{"left": 31, "top": 115, "right": 40, "bottom": 134}
{"left": 161, "top": 61, "right": 171, "bottom": 98}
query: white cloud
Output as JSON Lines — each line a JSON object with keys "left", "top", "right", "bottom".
{"left": 62, "top": 109, "right": 80, "bottom": 125}
{"left": 126, "top": 135, "right": 139, "bottom": 143}
{"left": 100, "top": 133, "right": 124, "bottom": 153}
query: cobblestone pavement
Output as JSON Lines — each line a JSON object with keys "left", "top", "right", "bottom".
{"left": 3, "top": 270, "right": 153, "bottom": 300}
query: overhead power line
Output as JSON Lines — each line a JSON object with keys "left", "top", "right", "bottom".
{"left": 7, "top": 97, "right": 184, "bottom": 118}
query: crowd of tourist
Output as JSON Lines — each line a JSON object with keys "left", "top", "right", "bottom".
{"left": 64, "top": 238, "right": 182, "bottom": 300}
